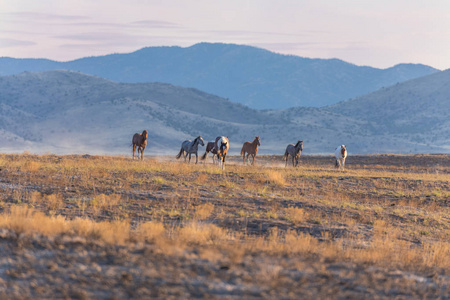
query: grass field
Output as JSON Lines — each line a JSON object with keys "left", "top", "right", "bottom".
{"left": 0, "top": 153, "right": 448, "bottom": 298}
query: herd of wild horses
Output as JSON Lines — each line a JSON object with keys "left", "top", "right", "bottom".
{"left": 132, "top": 130, "right": 348, "bottom": 170}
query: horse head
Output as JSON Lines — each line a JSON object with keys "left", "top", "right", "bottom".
{"left": 341, "top": 145, "right": 346, "bottom": 155}
{"left": 220, "top": 142, "right": 228, "bottom": 156}
{"left": 142, "top": 130, "right": 148, "bottom": 141}
{"left": 255, "top": 136, "right": 261, "bottom": 146}
{"left": 198, "top": 136, "right": 205, "bottom": 146}
{"left": 295, "top": 140, "right": 303, "bottom": 152}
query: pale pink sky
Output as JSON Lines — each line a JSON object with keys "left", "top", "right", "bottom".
{"left": 1, "top": 0, "right": 449, "bottom": 69}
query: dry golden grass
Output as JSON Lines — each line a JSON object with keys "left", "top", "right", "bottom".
{"left": 0, "top": 206, "right": 67, "bottom": 236}
{"left": 194, "top": 203, "right": 215, "bottom": 220}
{"left": 45, "top": 194, "right": 63, "bottom": 211}
{"left": 136, "top": 221, "right": 166, "bottom": 242}
{"left": 21, "top": 160, "right": 41, "bottom": 172}
{"left": 90, "top": 193, "right": 122, "bottom": 212}
{"left": 0, "top": 205, "right": 448, "bottom": 270}
{"left": 284, "top": 206, "right": 308, "bottom": 224}
{"left": 260, "top": 169, "right": 286, "bottom": 187}
{"left": 0, "top": 153, "right": 448, "bottom": 273}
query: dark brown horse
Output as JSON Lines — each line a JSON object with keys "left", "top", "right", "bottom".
{"left": 201, "top": 141, "right": 218, "bottom": 164}
{"left": 240, "top": 136, "right": 261, "bottom": 165}
{"left": 132, "top": 130, "right": 148, "bottom": 160}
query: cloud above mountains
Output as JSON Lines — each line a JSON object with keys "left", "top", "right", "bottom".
{"left": 1, "top": 1, "right": 449, "bottom": 69}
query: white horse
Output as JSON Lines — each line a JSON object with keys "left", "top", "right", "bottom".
{"left": 334, "top": 145, "right": 347, "bottom": 170}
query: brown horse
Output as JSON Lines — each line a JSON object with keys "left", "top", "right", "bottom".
{"left": 132, "top": 130, "right": 148, "bottom": 160}
{"left": 240, "top": 136, "right": 261, "bottom": 165}
{"left": 201, "top": 141, "right": 218, "bottom": 164}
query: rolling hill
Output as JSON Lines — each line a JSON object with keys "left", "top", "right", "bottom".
{"left": 0, "top": 70, "right": 448, "bottom": 155}
{"left": 0, "top": 71, "right": 284, "bottom": 154}
{"left": 0, "top": 43, "right": 438, "bottom": 109}
{"left": 326, "top": 69, "right": 450, "bottom": 152}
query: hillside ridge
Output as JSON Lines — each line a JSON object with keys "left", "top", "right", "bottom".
{"left": 0, "top": 70, "right": 448, "bottom": 154}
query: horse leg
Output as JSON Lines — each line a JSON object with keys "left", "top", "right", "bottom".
{"left": 140, "top": 148, "right": 144, "bottom": 161}
{"left": 251, "top": 154, "right": 255, "bottom": 166}
{"left": 222, "top": 154, "right": 226, "bottom": 170}
{"left": 242, "top": 152, "right": 246, "bottom": 165}
{"left": 188, "top": 153, "right": 192, "bottom": 163}
{"left": 132, "top": 144, "right": 136, "bottom": 160}
{"left": 285, "top": 155, "right": 288, "bottom": 167}
{"left": 195, "top": 152, "right": 198, "bottom": 164}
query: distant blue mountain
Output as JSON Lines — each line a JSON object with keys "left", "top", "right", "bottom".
{"left": 0, "top": 43, "right": 439, "bottom": 109}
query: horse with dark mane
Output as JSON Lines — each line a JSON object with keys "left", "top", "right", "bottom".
{"left": 202, "top": 136, "right": 229, "bottom": 170}
{"left": 334, "top": 145, "right": 347, "bottom": 170}
{"left": 240, "top": 136, "right": 261, "bottom": 165}
{"left": 284, "top": 140, "right": 303, "bottom": 167}
{"left": 216, "top": 136, "right": 230, "bottom": 170}
{"left": 132, "top": 130, "right": 148, "bottom": 160}
{"left": 175, "top": 136, "right": 205, "bottom": 163}
{"left": 202, "top": 141, "right": 218, "bottom": 164}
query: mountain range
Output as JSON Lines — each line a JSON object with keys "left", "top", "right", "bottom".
{"left": 0, "top": 43, "right": 439, "bottom": 109}
{"left": 0, "top": 70, "right": 448, "bottom": 155}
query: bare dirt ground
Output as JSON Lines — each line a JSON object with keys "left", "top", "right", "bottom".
{"left": 0, "top": 153, "right": 448, "bottom": 299}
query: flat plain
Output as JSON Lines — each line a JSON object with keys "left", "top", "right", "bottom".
{"left": 0, "top": 153, "right": 448, "bottom": 298}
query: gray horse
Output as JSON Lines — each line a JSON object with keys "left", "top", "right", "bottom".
{"left": 176, "top": 136, "right": 205, "bottom": 163}
{"left": 284, "top": 140, "right": 303, "bottom": 167}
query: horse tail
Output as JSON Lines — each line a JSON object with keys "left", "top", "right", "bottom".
{"left": 283, "top": 149, "right": 289, "bottom": 161}
{"left": 176, "top": 148, "right": 183, "bottom": 159}
{"left": 201, "top": 151, "right": 208, "bottom": 160}
{"left": 240, "top": 145, "right": 245, "bottom": 156}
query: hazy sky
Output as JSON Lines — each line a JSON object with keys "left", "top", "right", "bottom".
{"left": 1, "top": 0, "right": 449, "bottom": 69}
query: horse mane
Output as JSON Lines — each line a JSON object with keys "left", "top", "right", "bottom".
{"left": 295, "top": 140, "right": 301, "bottom": 147}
